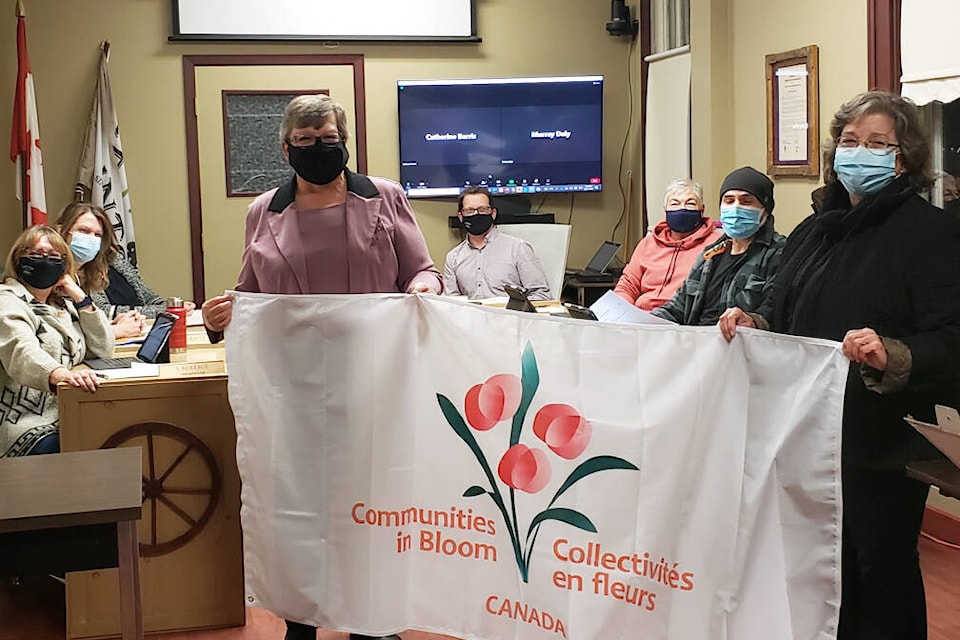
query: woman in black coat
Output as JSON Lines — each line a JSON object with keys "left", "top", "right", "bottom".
{"left": 720, "top": 91, "right": 960, "bottom": 640}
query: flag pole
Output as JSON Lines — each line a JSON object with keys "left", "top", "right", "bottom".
{"left": 16, "top": 0, "right": 27, "bottom": 226}
{"left": 18, "top": 155, "right": 27, "bottom": 227}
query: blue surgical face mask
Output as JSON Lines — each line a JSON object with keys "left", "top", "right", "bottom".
{"left": 719, "top": 204, "right": 763, "bottom": 239}
{"left": 69, "top": 231, "right": 101, "bottom": 265}
{"left": 833, "top": 146, "right": 897, "bottom": 197}
{"left": 665, "top": 208, "right": 703, "bottom": 234}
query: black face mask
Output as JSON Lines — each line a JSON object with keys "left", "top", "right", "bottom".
{"left": 462, "top": 213, "right": 494, "bottom": 236}
{"left": 287, "top": 141, "right": 349, "bottom": 186}
{"left": 17, "top": 255, "right": 66, "bottom": 289}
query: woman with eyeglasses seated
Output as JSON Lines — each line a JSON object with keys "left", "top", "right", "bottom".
{"left": 201, "top": 94, "right": 439, "bottom": 640}
{"left": 0, "top": 226, "right": 114, "bottom": 457}
{"left": 55, "top": 202, "right": 195, "bottom": 325}
{"left": 719, "top": 91, "right": 960, "bottom": 640}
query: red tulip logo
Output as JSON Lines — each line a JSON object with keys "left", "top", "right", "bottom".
{"left": 464, "top": 374, "right": 522, "bottom": 431}
{"left": 436, "top": 343, "right": 639, "bottom": 582}
{"left": 498, "top": 444, "right": 552, "bottom": 493}
{"left": 533, "top": 404, "right": 592, "bottom": 459}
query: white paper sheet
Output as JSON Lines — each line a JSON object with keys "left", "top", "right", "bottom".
{"left": 589, "top": 290, "right": 676, "bottom": 325}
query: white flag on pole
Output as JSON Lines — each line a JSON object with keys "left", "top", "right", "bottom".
{"left": 76, "top": 41, "right": 137, "bottom": 266}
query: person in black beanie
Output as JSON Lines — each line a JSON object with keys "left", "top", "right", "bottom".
{"left": 652, "top": 166, "right": 786, "bottom": 325}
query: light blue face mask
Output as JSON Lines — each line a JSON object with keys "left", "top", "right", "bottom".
{"left": 833, "top": 146, "right": 897, "bottom": 197}
{"left": 69, "top": 231, "right": 101, "bottom": 265}
{"left": 719, "top": 204, "right": 763, "bottom": 239}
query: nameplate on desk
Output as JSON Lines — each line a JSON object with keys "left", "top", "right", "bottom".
{"left": 158, "top": 361, "right": 227, "bottom": 378}
{"left": 187, "top": 331, "right": 212, "bottom": 346}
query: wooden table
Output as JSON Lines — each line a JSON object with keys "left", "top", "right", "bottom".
{"left": 0, "top": 448, "right": 143, "bottom": 640}
{"left": 60, "top": 337, "right": 243, "bottom": 639}
{"left": 906, "top": 458, "right": 960, "bottom": 500}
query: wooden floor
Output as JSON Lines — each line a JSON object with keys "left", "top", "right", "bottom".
{"left": 2, "top": 535, "right": 959, "bottom": 640}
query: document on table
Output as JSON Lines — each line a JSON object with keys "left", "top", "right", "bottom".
{"left": 589, "top": 290, "right": 676, "bottom": 325}
{"left": 905, "top": 405, "right": 960, "bottom": 468}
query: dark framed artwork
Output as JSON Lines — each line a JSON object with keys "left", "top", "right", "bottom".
{"left": 221, "top": 90, "right": 327, "bottom": 197}
{"left": 765, "top": 45, "right": 820, "bottom": 177}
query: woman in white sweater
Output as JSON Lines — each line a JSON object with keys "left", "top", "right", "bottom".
{"left": 0, "top": 226, "right": 114, "bottom": 456}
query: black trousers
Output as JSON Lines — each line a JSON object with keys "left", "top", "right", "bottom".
{"left": 837, "top": 464, "right": 929, "bottom": 640}
{"left": 284, "top": 620, "right": 389, "bottom": 640}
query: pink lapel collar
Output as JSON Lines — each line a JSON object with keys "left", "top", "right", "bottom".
{"left": 267, "top": 207, "right": 310, "bottom": 293}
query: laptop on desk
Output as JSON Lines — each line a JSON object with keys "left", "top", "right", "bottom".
{"left": 570, "top": 241, "right": 621, "bottom": 282}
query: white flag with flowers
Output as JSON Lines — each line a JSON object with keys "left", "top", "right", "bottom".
{"left": 226, "top": 293, "right": 846, "bottom": 640}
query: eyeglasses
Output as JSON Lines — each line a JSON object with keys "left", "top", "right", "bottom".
{"left": 287, "top": 134, "right": 342, "bottom": 148}
{"left": 460, "top": 207, "right": 493, "bottom": 216}
{"left": 24, "top": 251, "right": 64, "bottom": 262}
{"left": 837, "top": 137, "right": 901, "bottom": 156}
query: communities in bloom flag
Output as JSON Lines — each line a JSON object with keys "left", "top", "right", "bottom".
{"left": 76, "top": 42, "right": 137, "bottom": 265}
{"left": 9, "top": 7, "right": 47, "bottom": 226}
{"left": 226, "top": 294, "right": 847, "bottom": 640}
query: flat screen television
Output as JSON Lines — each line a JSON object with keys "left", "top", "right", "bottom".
{"left": 397, "top": 75, "right": 603, "bottom": 198}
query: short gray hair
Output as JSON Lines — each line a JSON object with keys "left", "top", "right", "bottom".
{"left": 662, "top": 178, "right": 704, "bottom": 209}
{"left": 279, "top": 94, "right": 349, "bottom": 146}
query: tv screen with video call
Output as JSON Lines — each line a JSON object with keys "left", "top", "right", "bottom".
{"left": 397, "top": 76, "right": 603, "bottom": 198}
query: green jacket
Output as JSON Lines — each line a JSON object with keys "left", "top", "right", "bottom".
{"left": 653, "top": 218, "right": 786, "bottom": 325}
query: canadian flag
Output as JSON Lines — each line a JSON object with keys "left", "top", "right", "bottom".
{"left": 9, "top": 4, "right": 47, "bottom": 227}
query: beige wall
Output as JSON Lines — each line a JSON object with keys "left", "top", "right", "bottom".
{"left": 0, "top": 0, "right": 636, "bottom": 300}
{"left": 0, "top": 0, "right": 872, "bottom": 294}
{"left": 691, "top": 0, "right": 868, "bottom": 233}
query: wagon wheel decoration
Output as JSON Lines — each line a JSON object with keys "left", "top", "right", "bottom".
{"left": 101, "top": 422, "right": 221, "bottom": 557}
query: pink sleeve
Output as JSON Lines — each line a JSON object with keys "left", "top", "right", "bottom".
{"left": 387, "top": 187, "right": 442, "bottom": 293}
{"left": 614, "top": 240, "right": 646, "bottom": 304}
{"left": 234, "top": 200, "right": 263, "bottom": 293}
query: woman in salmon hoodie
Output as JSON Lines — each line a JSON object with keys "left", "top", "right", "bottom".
{"left": 614, "top": 179, "right": 722, "bottom": 310}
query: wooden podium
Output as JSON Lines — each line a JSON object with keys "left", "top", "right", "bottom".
{"left": 58, "top": 340, "right": 244, "bottom": 638}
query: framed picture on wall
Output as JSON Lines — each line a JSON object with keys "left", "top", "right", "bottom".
{"left": 765, "top": 45, "right": 820, "bottom": 177}
{"left": 221, "top": 90, "right": 327, "bottom": 197}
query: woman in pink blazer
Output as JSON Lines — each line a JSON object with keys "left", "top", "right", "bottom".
{"left": 202, "top": 95, "right": 439, "bottom": 640}
{"left": 203, "top": 94, "right": 441, "bottom": 340}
